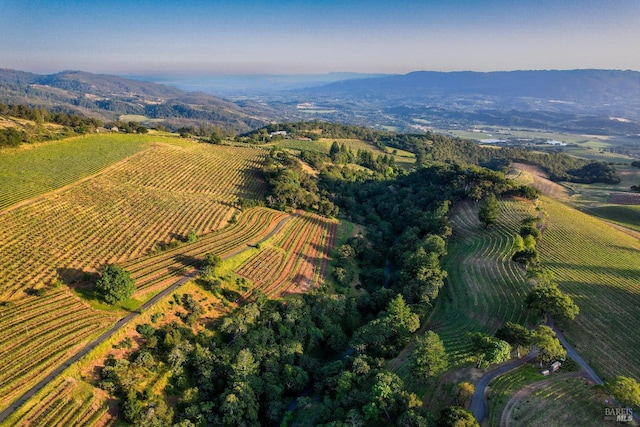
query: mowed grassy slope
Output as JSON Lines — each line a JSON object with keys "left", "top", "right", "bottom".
{"left": 430, "top": 198, "right": 537, "bottom": 366}
{"left": 537, "top": 196, "right": 640, "bottom": 381}
{"left": 0, "top": 133, "right": 184, "bottom": 211}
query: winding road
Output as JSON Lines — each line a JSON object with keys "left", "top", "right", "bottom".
{"left": 0, "top": 213, "right": 294, "bottom": 423}
{"left": 470, "top": 317, "right": 604, "bottom": 424}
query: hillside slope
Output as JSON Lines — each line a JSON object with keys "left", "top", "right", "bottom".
{"left": 0, "top": 69, "right": 267, "bottom": 132}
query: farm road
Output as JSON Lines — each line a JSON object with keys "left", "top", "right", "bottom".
{"left": 548, "top": 316, "right": 603, "bottom": 385}
{"left": 470, "top": 317, "right": 606, "bottom": 425}
{"left": 0, "top": 213, "right": 295, "bottom": 424}
{"left": 469, "top": 349, "right": 538, "bottom": 423}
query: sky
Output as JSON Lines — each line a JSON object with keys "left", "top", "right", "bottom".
{"left": 1, "top": 0, "right": 639, "bottom": 75}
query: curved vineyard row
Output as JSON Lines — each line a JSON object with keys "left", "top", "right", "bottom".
{"left": 503, "top": 377, "right": 606, "bottom": 427}
{"left": 5, "top": 377, "right": 114, "bottom": 427}
{"left": 432, "top": 198, "right": 537, "bottom": 365}
{"left": 0, "top": 288, "right": 115, "bottom": 414}
{"left": 235, "top": 212, "right": 338, "bottom": 298}
{"left": 0, "top": 143, "right": 268, "bottom": 300}
{"left": 536, "top": 196, "right": 640, "bottom": 381}
{"left": 0, "top": 142, "right": 270, "bottom": 416}
{"left": 123, "top": 207, "right": 290, "bottom": 295}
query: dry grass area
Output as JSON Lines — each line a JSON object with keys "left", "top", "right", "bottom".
{"left": 510, "top": 163, "right": 570, "bottom": 199}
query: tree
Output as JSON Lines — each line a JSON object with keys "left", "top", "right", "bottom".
{"left": 525, "top": 283, "right": 579, "bottom": 321}
{"left": 95, "top": 265, "right": 135, "bottom": 305}
{"left": 456, "top": 382, "right": 475, "bottom": 407}
{"left": 438, "top": 406, "right": 479, "bottom": 427}
{"left": 531, "top": 325, "right": 566, "bottom": 365}
{"left": 495, "top": 322, "right": 531, "bottom": 357}
{"left": 607, "top": 376, "right": 640, "bottom": 408}
{"left": 484, "top": 339, "right": 511, "bottom": 367}
{"left": 478, "top": 193, "right": 499, "bottom": 228}
{"left": 410, "top": 331, "right": 448, "bottom": 381}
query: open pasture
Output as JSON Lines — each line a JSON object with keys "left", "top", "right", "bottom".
{"left": 432, "top": 198, "right": 537, "bottom": 366}
{"left": 536, "top": 196, "right": 640, "bottom": 381}
{"left": 235, "top": 211, "right": 338, "bottom": 297}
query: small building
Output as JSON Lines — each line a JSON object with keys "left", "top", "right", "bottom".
{"left": 541, "top": 369, "right": 550, "bottom": 376}
{"left": 550, "top": 361, "right": 562, "bottom": 372}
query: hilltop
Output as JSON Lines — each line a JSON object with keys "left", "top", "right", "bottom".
{"left": 0, "top": 69, "right": 268, "bottom": 132}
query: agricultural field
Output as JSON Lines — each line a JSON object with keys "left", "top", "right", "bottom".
{"left": 501, "top": 376, "right": 612, "bottom": 427}
{"left": 235, "top": 211, "right": 338, "bottom": 297}
{"left": 123, "top": 207, "right": 290, "bottom": 297}
{"left": 485, "top": 365, "right": 545, "bottom": 427}
{"left": 0, "top": 287, "right": 116, "bottom": 413}
{"left": 0, "top": 139, "right": 270, "bottom": 414}
{"left": 0, "top": 134, "right": 180, "bottom": 211}
{"left": 430, "top": 198, "right": 537, "bottom": 366}
{"left": 4, "top": 377, "right": 115, "bottom": 427}
{"left": 510, "top": 162, "right": 640, "bottom": 234}
{"left": 536, "top": 196, "right": 640, "bottom": 381}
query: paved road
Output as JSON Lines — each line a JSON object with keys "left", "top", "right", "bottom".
{"left": 470, "top": 317, "right": 608, "bottom": 425}
{"left": 547, "top": 316, "right": 603, "bottom": 385}
{"left": 0, "top": 213, "right": 294, "bottom": 423}
{"left": 469, "top": 350, "right": 538, "bottom": 423}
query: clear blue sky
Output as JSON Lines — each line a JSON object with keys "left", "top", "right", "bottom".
{"left": 1, "top": 0, "right": 639, "bottom": 75}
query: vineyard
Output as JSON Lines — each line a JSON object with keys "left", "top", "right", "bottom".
{"left": 0, "top": 140, "right": 270, "bottom": 414}
{"left": 5, "top": 377, "right": 115, "bottom": 427}
{"left": 0, "top": 142, "right": 268, "bottom": 300}
{"left": 431, "top": 198, "right": 537, "bottom": 365}
{"left": 0, "top": 287, "right": 116, "bottom": 413}
{"left": 235, "top": 211, "right": 338, "bottom": 297}
{"left": 501, "top": 376, "right": 610, "bottom": 427}
{"left": 123, "top": 207, "right": 291, "bottom": 296}
{"left": 0, "top": 134, "right": 168, "bottom": 211}
{"left": 536, "top": 196, "right": 640, "bottom": 381}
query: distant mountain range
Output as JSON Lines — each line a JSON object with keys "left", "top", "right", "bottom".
{"left": 1, "top": 68, "right": 639, "bottom": 135}
{"left": 0, "top": 69, "right": 269, "bottom": 132}
{"left": 282, "top": 69, "right": 640, "bottom": 134}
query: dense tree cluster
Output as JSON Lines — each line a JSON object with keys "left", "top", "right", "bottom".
{"left": 0, "top": 103, "right": 101, "bottom": 147}
{"left": 262, "top": 149, "right": 338, "bottom": 217}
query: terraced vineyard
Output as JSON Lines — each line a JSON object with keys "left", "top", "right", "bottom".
{"left": 6, "top": 378, "right": 114, "bottom": 427}
{"left": 431, "top": 198, "right": 537, "bottom": 365}
{"left": 0, "top": 288, "right": 115, "bottom": 413}
{"left": 536, "top": 196, "right": 640, "bottom": 381}
{"left": 235, "top": 211, "right": 338, "bottom": 297}
{"left": 123, "top": 207, "right": 290, "bottom": 296}
{"left": 0, "top": 140, "right": 270, "bottom": 414}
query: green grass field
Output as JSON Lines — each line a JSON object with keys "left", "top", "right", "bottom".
{"left": 0, "top": 134, "right": 171, "bottom": 211}
{"left": 537, "top": 196, "right": 640, "bottom": 381}
{"left": 486, "top": 365, "right": 545, "bottom": 426}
